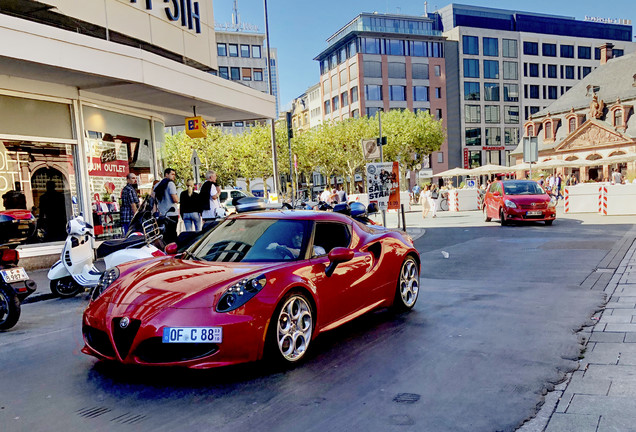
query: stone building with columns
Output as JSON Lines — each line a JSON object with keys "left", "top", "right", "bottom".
{"left": 512, "top": 45, "right": 636, "bottom": 181}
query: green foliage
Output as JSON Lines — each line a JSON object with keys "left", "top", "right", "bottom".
{"left": 162, "top": 111, "right": 445, "bottom": 192}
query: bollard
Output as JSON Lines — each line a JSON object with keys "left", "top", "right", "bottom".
{"left": 401, "top": 204, "right": 406, "bottom": 232}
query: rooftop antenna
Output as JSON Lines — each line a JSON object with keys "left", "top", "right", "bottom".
{"left": 424, "top": 1, "right": 428, "bottom": 15}
{"left": 231, "top": 0, "right": 240, "bottom": 28}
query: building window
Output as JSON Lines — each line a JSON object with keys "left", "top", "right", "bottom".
{"left": 253, "top": 69, "right": 263, "bottom": 81}
{"left": 503, "top": 61, "right": 518, "bottom": 80}
{"left": 389, "top": 86, "right": 406, "bottom": 101}
{"left": 434, "top": 65, "right": 441, "bottom": 76}
{"left": 217, "top": 43, "right": 227, "bottom": 56}
{"left": 363, "top": 61, "right": 382, "bottom": 78}
{"left": 349, "top": 39, "right": 357, "bottom": 57}
{"left": 486, "top": 149, "right": 501, "bottom": 165}
{"left": 565, "top": 65, "right": 575, "bottom": 79}
{"left": 595, "top": 47, "right": 601, "bottom": 60}
{"left": 410, "top": 41, "right": 429, "bottom": 57}
{"left": 234, "top": 121, "right": 244, "bottom": 128}
{"left": 341, "top": 92, "right": 349, "bottom": 107}
{"left": 614, "top": 49, "right": 625, "bottom": 57}
{"left": 528, "top": 85, "right": 539, "bottom": 99}
{"left": 252, "top": 45, "right": 262, "bottom": 58}
{"left": 350, "top": 86, "right": 358, "bottom": 103}
{"left": 582, "top": 66, "right": 592, "bottom": 78}
{"left": 569, "top": 117, "right": 577, "bottom": 133}
{"left": 388, "top": 62, "right": 406, "bottom": 79}
{"left": 331, "top": 75, "right": 338, "bottom": 91}
{"left": 332, "top": 96, "right": 339, "bottom": 111}
{"left": 465, "top": 105, "right": 481, "bottom": 123}
{"left": 523, "top": 41, "right": 538, "bottom": 55}
{"left": 228, "top": 44, "right": 239, "bottom": 57}
{"left": 544, "top": 122, "right": 552, "bottom": 139}
{"left": 240, "top": 44, "right": 250, "bottom": 57}
{"left": 338, "top": 46, "right": 347, "bottom": 63}
{"left": 560, "top": 45, "right": 574, "bottom": 58}
{"left": 502, "top": 39, "right": 517, "bottom": 58}
{"left": 503, "top": 84, "right": 518, "bottom": 102}
{"left": 578, "top": 46, "right": 591, "bottom": 59}
{"left": 542, "top": 43, "right": 556, "bottom": 57}
{"left": 349, "top": 64, "right": 358, "bottom": 80}
{"left": 484, "top": 83, "right": 500, "bottom": 101}
{"left": 413, "top": 86, "right": 429, "bottom": 101}
{"left": 463, "top": 35, "right": 479, "bottom": 55}
{"left": 547, "top": 64, "right": 557, "bottom": 78}
{"left": 530, "top": 106, "right": 540, "bottom": 116}
{"left": 387, "top": 39, "right": 405, "bottom": 55}
{"left": 365, "top": 85, "right": 382, "bottom": 101}
{"left": 504, "top": 127, "right": 519, "bottom": 145}
{"left": 485, "top": 127, "right": 501, "bottom": 146}
{"left": 504, "top": 106, "right": 520, "bottom": 124}
{"left": 547, "top": 86, "right": 558, "bottom": 99}
{"left": 436, "top": 109, "right": 443, "bottom": 120}
{"left": 464, "top": 82, "right": 480, "bottom": 101}
{"left": 242, "top": 68, "right": 251, "bottom": 81}
{"left": 435, "top": 87, "right": 442, "bottom": 99}
{"left": 351, "top": 109, "right": 359, "bottom": 118}
{"left": 230, "top": 67, "right": 240, "bottom": 80}
{"left": 340, "top": 69, "right": 348, "bottom": 85}
{"left": 437, "top": 152, "right": 444, "bottom": 163}
{"left": 483, "top": 60, "right": 499, "bottom": 79}
{"left": 360, "top": 37, "right": 381, "bottom": 54}
{"left": 219, "top": 66, "right": 229, "bottom": 79}
{"left": 615, "top": 110, "right": 623, "bottom": 127}
{"left": 483, "top": 37, "right": 498, "bottom": 56}
{"left": 526, "top": 124, "right": 534, "bottom": 136}
{"left": 324, "top": 100, "right": 331, "bottom": 114}
{"left": 412, "top": 63, "right": 429, "bottom": 79}
{"left": 366, "top": 107, "right": 381, "bottom": 117}
{"left": 485, "top": 106, "right": 500, "bottom": 123}
{"left": 528, "top": 63, "right": 539, "bottom": 77}
{"left": 466, "top": 128, "right": 482, "bottom": 146}
{"left": 463, "top": 59, "right": 479, "bottom": 78}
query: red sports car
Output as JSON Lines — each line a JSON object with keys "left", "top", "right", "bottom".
{"left": 82, "top": 210, "right": 420, "bottom": 369}
{"left": 483, "top": 180, "right": 556, "bottom": 226}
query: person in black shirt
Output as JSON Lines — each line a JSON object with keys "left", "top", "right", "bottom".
{"left": 180, "top": 179, "right": 201, "bottom": 231}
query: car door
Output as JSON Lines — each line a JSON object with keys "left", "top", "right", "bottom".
{"left": 307, "top": 221, "right": 373, "bottom": 329}
{"left": 484, "top": 183, "right": 497, "bottom": 218}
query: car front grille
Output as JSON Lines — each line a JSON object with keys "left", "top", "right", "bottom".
{"left": 112, "top": 318, "right": 141, "bottom": 359}
{"left": 520, "top": 203, "right": 547, "bottom": 210}
{"left": 83, "top": 325, "right": 116, "bottom": 358}
{"left": 134, "top": 337, "right": 219, "bottom": 363}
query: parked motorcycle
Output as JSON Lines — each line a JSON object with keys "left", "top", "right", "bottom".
{"left": 48, "top": 212, "right": 164, "bottom": 298}
{"left": 0, "top": 247, "right": 37, "bottom": 330}
{"left": 332, "top": 202, "right": 380, "bottom": 226}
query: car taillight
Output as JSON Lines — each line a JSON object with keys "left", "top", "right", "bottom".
{"left": 1, "top": 249, "right": 19, "bottom": 265}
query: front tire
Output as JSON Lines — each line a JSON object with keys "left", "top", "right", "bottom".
{"left": 266, "top": 291, "right": 314, "bottom": 365}
{"left": 500, "top": 209, "right": 508, "bottom": 226}
{"left": 484, "top": 207, "right": 491, "bottom": 222}
{"left": 50, "top": 277, "right": 84, "bottom": 298}
{"left": 392, "top": 256, "right": 420, "bottom": 312}
{"left": 0, "top": 285, "right": 21, "bottom": 330}
{"left": 545, "top": 220, "right": 553, "bottom": 226}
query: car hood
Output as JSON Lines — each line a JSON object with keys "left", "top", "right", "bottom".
{"left": 103, "top": 257, "right": 280, "bottom": 308}
{"left": 505, "top": 194, "right": 550, "bottom": 205}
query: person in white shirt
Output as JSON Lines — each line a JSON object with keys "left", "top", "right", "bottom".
{"left": 200, "top": 171, "right": 222, "bottom": 221}
{"left": 612, "top": 168, "right": 623, "bottom": 184}
{"left": 320, "top": 187, "right": 334, "bottom": 204}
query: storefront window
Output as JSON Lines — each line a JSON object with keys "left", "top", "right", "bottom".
{"left": 83, "top": 106, "right": 155, "bottom": 240}
{"left": 0, "top": 140, "right": 79, "bottom": 244}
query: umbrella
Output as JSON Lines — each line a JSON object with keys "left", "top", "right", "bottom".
{"left": 467, "top": 164, "right": 513, "bottom": 175}
{"left": 434, "top": 167, "right": 471, "bottom": 177}
{"left": 596, "top": 152, "right": 636, "bottom": 165}
{"left": 534, "top": 159, "right": 568, "bottom": 169}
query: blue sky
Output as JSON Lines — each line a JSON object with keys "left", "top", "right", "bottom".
{"left": 213, "top": 0, "right": 636, "bottom": 110}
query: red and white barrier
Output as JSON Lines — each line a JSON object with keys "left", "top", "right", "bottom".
{"left": 601, "top": 184, "right": 636, "bottom": 215}
{"left": 564, "top": 184, "right": 602, "bottom": 213}
{"left": 448, "top": 189, "right": 479, "bottom": 212}
{"left": 564, "top": 183, "right": 636, "bottom": 215}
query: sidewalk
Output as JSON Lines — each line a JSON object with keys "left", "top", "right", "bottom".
{"left": 521, "top": 229, "right": 636, "bottom": 431}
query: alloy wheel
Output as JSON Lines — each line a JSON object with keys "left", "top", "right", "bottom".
{"left": 277, "top": 295, "right": 313, "bottom": 362}
{"left": 399, "top": 258, "right": 419, "bottom": 308}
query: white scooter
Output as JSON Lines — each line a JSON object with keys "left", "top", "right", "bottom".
{"left": 48, "top": 213, "right": 164, "bottom": 298}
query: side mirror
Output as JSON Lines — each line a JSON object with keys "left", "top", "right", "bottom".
{"left": 165, "top": 242, "right": 179, "bottom": 255}
{"left": 325, "top": 247, "right": 354, "bottom": 277}
{"left": 493, "top": 191, "right": 500, "bottom": 197}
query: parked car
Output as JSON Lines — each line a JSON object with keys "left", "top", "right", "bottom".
{"left": 219, "top": 189, "right": 254, "bottom": 213}
{"left": 483, "top": 180, "right": 556, "bottom": 226}
{"left": 82, "top": 210, "right": 420, "bottom": 369}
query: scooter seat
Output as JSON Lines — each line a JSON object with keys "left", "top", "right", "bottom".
{"left": 96, "top": 236, "right": 147, "bottom": 258}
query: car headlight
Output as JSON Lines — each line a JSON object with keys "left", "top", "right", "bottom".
{"left": 91, "top": 267, "right": 120, "bottom": 301}
{"left": 504, "top": 199, "right": 517, "bottom": 209}
{"left": 216, "top": 274, "right": 267, "bottom": 312}
{"left": 549, "top": 197, "right": 557, "bottom": 208}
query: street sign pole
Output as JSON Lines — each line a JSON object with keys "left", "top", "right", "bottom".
{"left": 190, "top": 149, "right": 202, "bottom": 188}
{"left": 523, "top": 137, "right": 538, "bottom": 180}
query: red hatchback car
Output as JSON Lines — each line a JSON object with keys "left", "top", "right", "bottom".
{"left": 82, "top": 210, "right": 420, "bottom": 369}
{"left": 483, "top": 180, "right": 556, "bottom": 226}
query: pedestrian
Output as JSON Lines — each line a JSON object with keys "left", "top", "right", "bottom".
{"left": 612, "top": 168, "right": 623, "bottom": 185}
{"left": 320, "top": 187, "right": 334, "bottom": 204}
{"left": 153, "top": 167, "right": 179, "bottom": 243}
{"left": 120, "top": 172, "right": 139, "bottom": 236}
{"left": 430, "top": 184, "right": 439, "bottom": 218}
{"left": 555, "top": 173, "right": 563, "bottom": 201}
{"left": 337, "top": 185, "right": 347, "bottom": 203}
{"left": 419, "top": 184, "right": 431, "bottom": 218}
{"left": 538, "top": 174, "right": 545, "bottom": 187}
{"left": 199, "top": 170, "right": 222, "bottom": 223}
{"left": 331, "top": 188, "right": 339, "bottom": 204}
{"left": 179, "top": 179, "right": 201, "bottom": 231}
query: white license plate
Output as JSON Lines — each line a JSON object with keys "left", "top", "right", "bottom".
{"left": 162, "top": 327, "right": 222, "bottom": 343}
{"left": 1, "top": 268, "right": 28, "bottom": 283}
{"left": 526, "top": 210, "right": 542, "bottom": 216}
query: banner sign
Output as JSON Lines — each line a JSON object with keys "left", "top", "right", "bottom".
{"left": 366, "top": 162, "right": 400, "bottom": 211}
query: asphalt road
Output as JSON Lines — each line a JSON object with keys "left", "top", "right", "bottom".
{"left": 1, "top": 210, "right": 634, "bottom": 432}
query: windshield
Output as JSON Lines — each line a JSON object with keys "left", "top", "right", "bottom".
{"left": 504, "top": 182, "right": 545, "bottom": 195}
{"left": 189, "top": 218, "right": 310, "bottom": 262}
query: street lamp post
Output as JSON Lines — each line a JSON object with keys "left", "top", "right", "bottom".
{"left": 263, "top": 0, "right": 279, "bottom": 200}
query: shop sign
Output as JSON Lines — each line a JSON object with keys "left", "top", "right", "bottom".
{"left": 482, "top": 146, "right": 505, "bottom": 151}
{"left": 463, "top": 148, "right": 469, "bottom": 169}
{"left": 130, "top": 0, "right": 202, "bottom": 34}
{"left": 418, "top": 169, "right": 433, "bottom": 178}
{"left": 366, "top": 162, "right": 400, "bottom": 211}
{"left": 185, "top": 116, "right": 207, "bottom": 138}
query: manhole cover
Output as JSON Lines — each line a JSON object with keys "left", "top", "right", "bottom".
{"left": 393, "top": 393, "right": 421, "bottom": 404}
